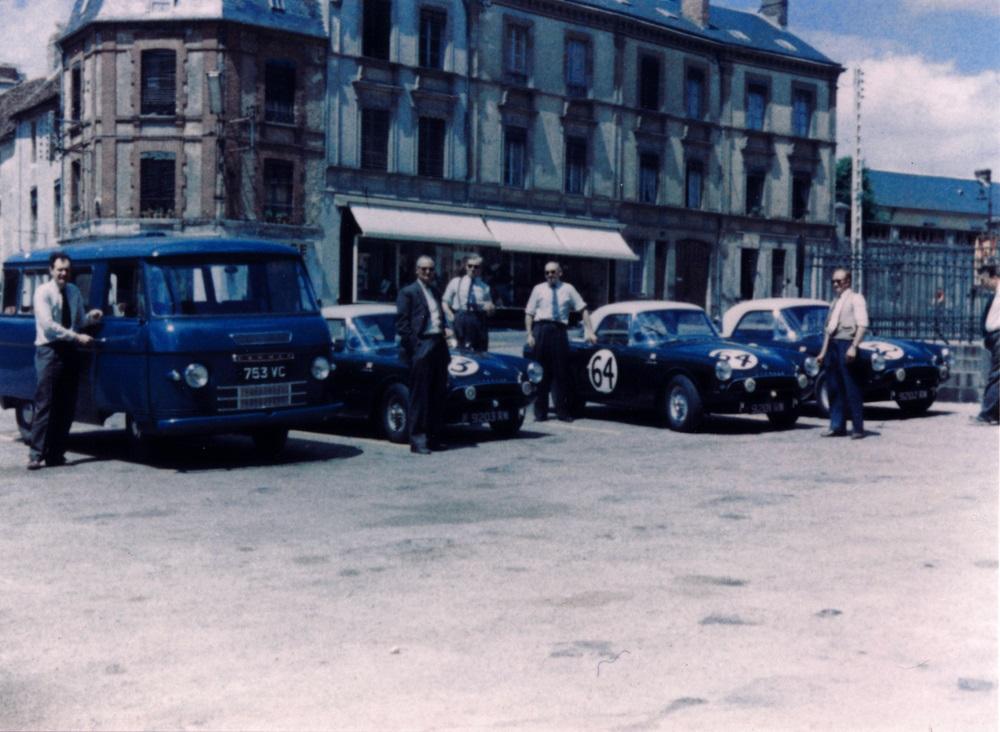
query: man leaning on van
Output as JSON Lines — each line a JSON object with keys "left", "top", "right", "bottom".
{"left": 27, "top": 252, "right": 102, "bottom": 470}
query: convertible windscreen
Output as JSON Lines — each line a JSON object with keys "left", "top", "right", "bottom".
{"left": 148, "top": 258, "right": 318, "bottom": 316}
{"left": 783, "top": 305, "right": 829, "bottom": 338}
{"left": 353, "top": 314, "right": 397, "bottom": 348}
{"left": 635, "top": 309, "right": 717, "bottom": 340}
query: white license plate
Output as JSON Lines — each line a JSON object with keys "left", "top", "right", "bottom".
{"left": 897, "top": 389, "right": 929, "bottom": 401}
{"left": 749, "top": 401, "right": 784, "bottom": 415}
{"left": 465, "top": 410, "right": 509, "bottom": 424}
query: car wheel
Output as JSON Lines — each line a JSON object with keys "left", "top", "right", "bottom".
{"left": 14, "top": 401, "right": 34, "bottom": 443}
{"left": 814, "top": 375, "right": 831, "bottom": 418}
{"left": 378, "top": 383, "right": 410, "bottom": 443}
{"left": 766, "top": 407, "right": 800, "bottom": 429}
{"left": 489, "top": 409, "right": 525, "bottom": 438}
{"left": 896, "top": 396, "right": 934, "bottom": 415}
{"left": 251, "top": 427, "right": 289, "bottom": 458}
{"left": 125, "top": 414, "right": 158, "bottom": 462}
{"left": 662, "top": 375, "right": 703, "bottom": 432}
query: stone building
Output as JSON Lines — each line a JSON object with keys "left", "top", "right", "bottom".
{"left": 325, "top": 0, "right": 843, "bottom": 315}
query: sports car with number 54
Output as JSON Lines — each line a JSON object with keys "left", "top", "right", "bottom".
{"left": 323, "top": 304, "right": 542, "bottom": 442}
{"left": 527, "top": 301, "right": 814, "bottom": 432}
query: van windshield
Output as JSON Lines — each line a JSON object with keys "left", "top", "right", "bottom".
{"left": 147, "top": 258, "right": 318, "bottom": 316}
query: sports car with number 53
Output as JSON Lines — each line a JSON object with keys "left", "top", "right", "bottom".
{"left": 527, "top": 301, "right": 814, "bottom": 432}
{"left": 323, "top": 304, "right": 542, "bottom": 442}
{"left": 721, "top": 298, "right": 951, "bottom": 416}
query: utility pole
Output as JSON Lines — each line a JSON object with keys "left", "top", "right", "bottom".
{"left": 851, "top": 67, "right": 865, "bottom": 292}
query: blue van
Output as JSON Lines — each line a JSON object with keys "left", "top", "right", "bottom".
{"left": 0, "top": 237, "right": 341, "bottom": 457}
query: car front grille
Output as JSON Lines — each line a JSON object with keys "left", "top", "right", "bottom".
{"left": 216, "top": 381, "right": 308, "bottom": 412}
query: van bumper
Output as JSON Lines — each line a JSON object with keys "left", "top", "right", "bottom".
{"left": 148, "top": 402, "right": 345, "bottom": 436}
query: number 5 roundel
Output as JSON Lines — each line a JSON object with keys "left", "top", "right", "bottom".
{"left": 587, "top": 349, "right": 619, "bottom": 393}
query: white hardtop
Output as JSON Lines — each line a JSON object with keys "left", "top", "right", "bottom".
{"left": 322, "top": 303, "right": 396, "bottom": 320}
{"left": 721, "top": 298, "right": 828, "bottom": 337}
{"left": 591, "top": 300, "right": 705, "bottom": 330}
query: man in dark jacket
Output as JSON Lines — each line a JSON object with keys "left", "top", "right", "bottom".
{"left": 396, "top": 255, "right": 453, "bottom": 454}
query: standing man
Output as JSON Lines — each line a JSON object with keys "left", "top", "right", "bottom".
{"left": 972, "top": 257, "right": 1000, "bottom": 425}
{"left": 28, "top": 252, "right": 103, "bottom": 470}
{"left": 524, "top": 261, "right": 596, "bottom": 422}
{"left": 442, "top": 255, "right": 495, "bottom": 351}
{"left": 816, "top": 267, "right": 869, "bottom": 439}
{"left": 396, "top": 255, "right": 453, "bottom": 454}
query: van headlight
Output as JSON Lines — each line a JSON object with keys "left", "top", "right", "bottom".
{"left": 526, "top": 361, "right": 544, "bottom": 384}
{"left": 311, "top": 355, "right": 332, "bottom": 380}
{"left": 870, "top": 352, "right": 886, "bottom": 372}
{"left": 797, "top": 373, "right": 809, "bottom": 389}
{"left": 803, "top": 356, "right": 820, "bottom": 378}
{"left": 184, "top": 362, "right": 209, "bottom": 389}
{"left": 715, "top": 359, "right": 732, "bottom": 382}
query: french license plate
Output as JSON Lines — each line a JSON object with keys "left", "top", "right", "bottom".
{"left": 749, "top": 401, "right": 784, "bottom": 415}
{"left": 465, "top": 410, "right": 509, "bottom": 424}
{"left": 897, "top": 389, "right": 929, "bottom": 401}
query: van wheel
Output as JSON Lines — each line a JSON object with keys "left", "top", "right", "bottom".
{"left": 766, "top": 407, "right": 800, "bottom": 429}
{"left": 378, "top": 383, "right": 410, "bottom": 443}
{"left": 662, "top": 376, "right": 703, "bottom": 432}
{"left": 815, "top": 375, "right": 831, "bottom": 418}
{"left": 125, "top": 414, "right": 158, "bottom": 462}
{"left": 252, "top": 427, "right": 289, "bottom": 458}
{"left": 489, "top": 410, "right": 525, "bottom": 438}
{"left": 15, "top": 401, "right": 34, "bottom": 443}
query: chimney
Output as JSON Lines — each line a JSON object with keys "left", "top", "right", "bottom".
{"left": 681, "top": 0, "right": 710, "bottom": 28}
{"left": 760, "top": 0, "right": 788, "bottom": 28}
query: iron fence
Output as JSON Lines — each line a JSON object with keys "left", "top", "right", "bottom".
{"left": 804, "top": 239, "right": 986, "bottom": 343}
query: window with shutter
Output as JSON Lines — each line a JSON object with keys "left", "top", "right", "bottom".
{"left": 141, "top": 50, "right": 176, "bottom": 116}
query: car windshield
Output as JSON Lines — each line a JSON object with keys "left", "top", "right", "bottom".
{"left": 782, "top": 305, "right": 829, "bottom": 338}
{"left": 634, "top": 309, "right": 717, "bottom": 341}
{"left": 147, "top": 258, "right": 318, "bottom": 316}
{"left": 352, "top": 313, "right": 397, "bottom": 349}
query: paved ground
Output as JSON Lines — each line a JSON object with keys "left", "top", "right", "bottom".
{"left": 0, "top": 398, "right": 996, "bottom": 730}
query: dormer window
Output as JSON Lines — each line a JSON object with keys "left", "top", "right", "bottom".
{"left": 269, "top": 0, "right": 286, "bottom": 11}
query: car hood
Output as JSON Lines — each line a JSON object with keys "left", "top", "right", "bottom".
{"left": 370, "top": 345, "right": 531, "bottom": 381}
{"left": 651, "top": 337, "right": 798, "bottom": 376}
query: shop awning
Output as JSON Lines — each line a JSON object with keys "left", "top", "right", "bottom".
{"left": 350, "top": 204, "right": 498, "bottom": 246}
{"left": 552, "top": 225, "right": 638, "bottom": 261}
{"left": 483, "top": 218, "right": 567, "bottom": 255}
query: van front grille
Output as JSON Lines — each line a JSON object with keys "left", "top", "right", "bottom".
{"left": 216, "top": 381, "right": 307, "bottom": 412}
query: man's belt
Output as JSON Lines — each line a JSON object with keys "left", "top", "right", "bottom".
{"left": 535, "top": 320, "right": 567, "bottom": 328}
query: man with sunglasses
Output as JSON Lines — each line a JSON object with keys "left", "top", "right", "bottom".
{"left": 525, "top": 261, "right": 596, "bottom": 422}
{"left": 816, "top": 268, "right": 869, "bottom": 439}
{"left": 442, "top": 255, "right": 495, "bottom": 351}
{"left": 397, "top": 255, "right": 453, "bottom": 454}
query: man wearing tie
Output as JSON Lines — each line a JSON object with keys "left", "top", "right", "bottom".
{"left": 27, "top": 252, "right": 103, "bottom": 470}
{"left": 524, "top": 261, "right": 596, "bottom": 422}
{"left": 442, "top": 255, "right": 495, "bottom": 351}
{"left": 396, "top": 255, "right": 453, "bottom": 454}
{"left": 972, "top": 257, "right": 1000, "bottom": 425}
{"left": 816, "top": 268, "right": 869, "bottom": 439}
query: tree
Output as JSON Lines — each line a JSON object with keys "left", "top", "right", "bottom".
{"left": 835, "top": 157, "right": 879, "bottom": 235}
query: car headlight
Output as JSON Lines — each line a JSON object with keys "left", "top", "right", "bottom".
{"left": 184, "top": 362, "right": 209, "bottom": 389}
{"left": 803, "top": 356, "right": 820, "bottom": 378}
{"left": 797, "top": 373, "right": 809, "bottom": 389}
{"left": 526, "top": 361, "right": 544, "bottom": 385}
{"left": 870, "top": 352, "right": 886, "bottom": 372}
{"left": 311, "top": 355, "right": 332, "bottom": 380}
{"left": 941, "top": 347, "right": 950, "bottom": 360}
{"left": 744, "top": 377, "right": 757, "bottom": 393}
{"left": 521, "top": 381, "right": 534, "bottom": 396}
{"left": 938, "top": 364, "right": 950, "bottom": 380}
{"left": 715, "top": 359, "right": 732, "bottom": 382}
{"left": 894, "top": 367, "right": 906, "bottom": 382}
{"left": 464, "top": 385, "right": 477, "bottom": 401}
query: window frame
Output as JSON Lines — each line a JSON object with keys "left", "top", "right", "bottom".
{"left": 638, "top": 152, "right": 659, "bottom": 204}
{"left": 362, "top": 0, "right": 392, "bottom": 61}
{"left": 638, "top": 53, "right": 661, "bottom": 111}
{"left": 745, "top": 170, "right": 765, "bottom": 216}
{"left": 685, "top": 160, "right": 704, "bottom": 209}
{"left": 564, "top": 134, "right": 588, "bottom": 195}
{"left": 503, "top": 124, "right": 528, "bottom": 188}
{"left": 564, "top": 35, "right": 592, "bottom": 99}
{"left": 745, "top": 78, "right": 770, "bottom": 131}
{"left": 263, "top": 158, "right": 295, "bottom": 224}
{"left": 418, "top": 7, "right": 447, "bottom": 70}
{"left": 685, "top": 65, "right": 706, "bottom": 119}
{"left": 503, "top": 19, "right": 531, "bottom": 85}
{"left": 792, "top": 174, "right": 811, "bottom": 220}
{"left": 791, "top": 85, "right": 815, "bottom": 138}
{"left": 360, "top": 108, "right": 391, "bottom": 171}
{"left": 140, "top": 49, "right": 177, "bottom": 117}
{"left": 417, "top": 116, "right": 446, "bottom": 178}
{"left": 264, "top": 59, "right": 297, "bottom": 125}
{"left": 139, "top": 153, "right": 177, "bottom": 218}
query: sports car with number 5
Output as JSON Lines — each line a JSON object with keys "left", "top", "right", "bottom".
{"left": 527, "top": 301, "right": 813, "bottom": 432}
{"left": 721, "top": 298, "right": 951, "bottom": 416}
{"left": 323, "top": 304, "right": 542, "bottom": 442}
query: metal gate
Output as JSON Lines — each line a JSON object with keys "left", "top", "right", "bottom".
{"left": 804, "top": 239, "right": 985, "bottom": 342}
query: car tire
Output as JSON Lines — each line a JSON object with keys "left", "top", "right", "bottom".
{"left": 125, "top": 414, "right": 158, "bottom": 462}
{"left": 378, "top": 383, "right": 410, "bottom": 444}
{"left": 251, "top": 427, "right": 289, "bottom": 458}
{"left": 896, "top": 396, "right": 935, "bottom": 415}
{"left": 814, "top": 374, "right": 831, "bottom": 418}
{"left": 662, "top": 375, "right": 703, "bottom": 432}
{"left": 15, "top": 401, "right": 34, "bottom": 443}
{"left": 489, "top": 409, "right": 525, "bottom": 438}
{"left": 766, "top": 407, "right": 800, "bottom": 429}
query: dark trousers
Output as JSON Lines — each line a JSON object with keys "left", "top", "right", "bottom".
{"left": 979, "top": 334, "right": 1000, "bottom": 421}
{"left": 533, "top": 321, "right": 571, "bottom": 419}
{"left": 408, "top": 335, "right": 449, "bottom": 446}
{"left": 454, "top": 310, "right": 488, "bottom": 351}
{"left": 827, "top": 339, "right": 864, "bottom": 435}
{"left": 29, "top": 343, "right": 81, "bottom": 462}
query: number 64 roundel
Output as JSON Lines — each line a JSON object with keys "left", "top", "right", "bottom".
{"left": 587, "top": 349, "right": 618, "bottom": 393}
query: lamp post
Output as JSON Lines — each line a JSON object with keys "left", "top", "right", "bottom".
{"left": 975, "top": 168, "right": 993, "bottom": 235}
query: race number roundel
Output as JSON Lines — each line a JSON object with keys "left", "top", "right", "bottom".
{"left": 859, "top": 341, "right": 904, "bottom": 361}
{"left": 448, "top": 355, "right": 480, "bottom": 377}
{"left": 709, "top": 348, "right": 759, "bottom": 370}
{"left": 587, "top": 349, "right": 619, "bottom": 393}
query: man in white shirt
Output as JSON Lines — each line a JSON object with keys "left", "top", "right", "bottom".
{"left": 972, "top": 258, "right": 1000, "bottom": 425}
{"left": 28, "top": 252, "right": 103, "bottom": 470}
{"left": 442, "top": 255, "right": 495, "bottom": 351}
{"left": 816, "top": 268, "right": 868, "bottom": 439}
{"left": 524, "top": 261, "right": 596, "bottom": 422}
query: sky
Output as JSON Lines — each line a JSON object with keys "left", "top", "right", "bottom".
{"left": 1, "top": 0, "right": 997, "bottom": 180}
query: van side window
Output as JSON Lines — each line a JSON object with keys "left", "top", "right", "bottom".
{"left": 20, "top": 270, "right": 50, "bottom": 315}
{"left": 2, "top": 270, "right": 18, "bottom": 315}
{"left": 106, "top": 264, "right": 143, "bottom": 318}
{"left": 71, "top": 267, "right": 93, "bottom": 305}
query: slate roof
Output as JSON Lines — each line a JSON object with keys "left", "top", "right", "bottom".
{"left": 868, "top": 170, "right": 1000, "bottom": 218}
{"left": 0, "top": 77, "right": 58, "bottom": 144}
{"left": 571, "top": 0, "right": 838, "bottom": 66}
{"left": 62, "top": 0, "right": 326, "bottom": 41}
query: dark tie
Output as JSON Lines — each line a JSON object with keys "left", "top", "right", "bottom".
{"left": 467, "top": 276, "right": 476, "bottom": 311}
{"left": 550, "top": 283, "right": 559, "bottom": 322}
{"left": 60, "top": 288, "right": 71, "bottom": 328}
{"left": 983, "top": 294, "right": 995, "bottom": 337}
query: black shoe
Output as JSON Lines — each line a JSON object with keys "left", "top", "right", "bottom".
{"left": 410, "top": 444, "right": 432, "bottom": 455}
{"left": 557, "top": 415, "right": 574, "bottom": 423}
{"left": 46, "top": 455, "right": 67, "bottom": 467}
{"left": 850, "top": 432, "right": 866, "bottom": 440}
{"left": 27, "top": 459, "right": 43, "bottom": 471}
{"left": 820, "top": 429, "right": 847, "bottom": 437}
{"left": 969, "top": 415, "right": 998, "bottom": 426}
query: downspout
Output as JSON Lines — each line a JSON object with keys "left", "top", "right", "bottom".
{"left": 462, "top": 0, "right": 477, "bottom": 196}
